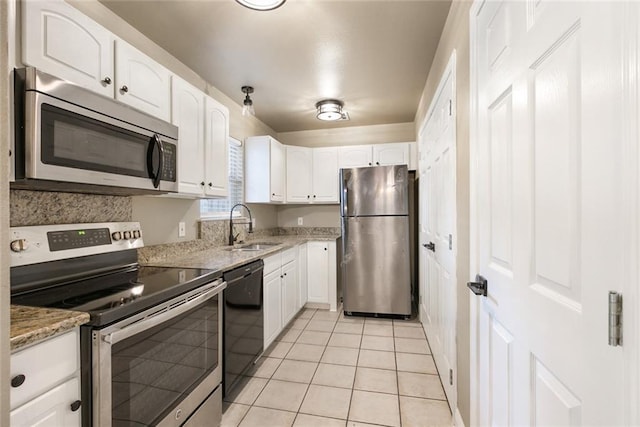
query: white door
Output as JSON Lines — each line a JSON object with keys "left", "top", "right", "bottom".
{"left": 114, "top": 40, "right": 171, "bottom": 121}
{"left": 418, "top": 54, "right": 457, "bottom": 408}
{"left": 269, "top": 139, "right": 286, "bottom": 202}
{"left": 286, "top": 146, "right": 313, "bottom": 203}
{"left": 471, "top": 2, "right": 626, "bottom": 424}
{"left": 22, "top": 0, "right": 114, "bottom": 97}
{"left": 312, "top": 147, "right": 339, "bottom": 203}
{"left": 263, "top": 270, "right": 283, "bottom": 349}
{"left": 171, "top": 76, "right": 205, "bottom": 196}
{"left": 338, "top": 145, "right": 373, "bottom": 168}
{"left": 372, "top": 143, "right": 410, "bottom": 166}
{"left": 307, "top": 242, "right": 329, "bottom": 304}
{"left": 298, "top": 243, "right": 308, "bottom": 309}
{"left": 204, "top": 96, "right": 229, "bottom": 197}
{"left": 282, "top": 260, "right": 298, "bottom": 326}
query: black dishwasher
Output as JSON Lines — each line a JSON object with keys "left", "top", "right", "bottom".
{"left": 222, "top": 259, "right": 264, "bottom": 397}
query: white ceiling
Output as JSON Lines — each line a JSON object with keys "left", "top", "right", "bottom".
{"left": 99, "top": 0, "right": 452, "bottom": 133}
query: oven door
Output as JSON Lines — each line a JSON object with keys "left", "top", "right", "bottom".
{"left": 93, "top": 279, "right": 225, "bottom": 427}
{"left": 24, "top": 89, "right": 178, "bottom": 192}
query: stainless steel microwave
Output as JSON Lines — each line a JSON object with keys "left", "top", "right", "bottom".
{"left": 12, "top": 67, "right": 179, "bottom": 195}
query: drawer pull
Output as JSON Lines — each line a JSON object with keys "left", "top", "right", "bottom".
{"left": 70, "top": 400, "right": 82, "bottom": 412}
{"left": 11, "top": 374, "right": 25, "bottom": 388}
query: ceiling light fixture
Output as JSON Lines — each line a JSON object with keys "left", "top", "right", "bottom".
{"left": 236, "top": 0, "right": 286, "bottom": 11}
{"left": 316, "top": 99, "right": 348, "bottom": 121}
{"left": 241, "top": 86, "right": 255, "bottom": 117}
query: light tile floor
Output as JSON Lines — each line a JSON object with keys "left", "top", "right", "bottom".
{"left": 222, "top": 308, "right": 453, "bottom": 427}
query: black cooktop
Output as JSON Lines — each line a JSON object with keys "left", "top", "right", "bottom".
{"left": 11, "top": 262, "right": 221, "bottom": 327}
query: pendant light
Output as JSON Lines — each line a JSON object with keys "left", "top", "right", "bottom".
{"left": 241, "top": 86, "right": 255, "bottom": 117}
{"left": 236, "top": 0, "right": 286, "bottom": 11}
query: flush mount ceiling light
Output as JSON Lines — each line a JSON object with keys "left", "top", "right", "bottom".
{"left": 241, "top": 86, "right": 255, "bottom": 117}
{"left": 316, "top": 99, "right": 349, "bottom": 121}
{"left": 236, "top": 0, "right": 286, "bottom": 11}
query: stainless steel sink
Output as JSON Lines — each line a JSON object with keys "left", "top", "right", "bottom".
{"left": 224, "top": 242, "right": 279, "bottom": 251}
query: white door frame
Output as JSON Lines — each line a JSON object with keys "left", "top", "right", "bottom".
{"left": 418, "top": 50, "right": 458, "bottom": 413}
{"left": 469, "top": 1, "right": 640, "bottom": 425}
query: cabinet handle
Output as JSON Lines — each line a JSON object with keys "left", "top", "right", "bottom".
{"left": 208, "top": 182, "right": 213, "bottom": 187}
{"left": 272, "top": 193, "right": 275, "bottom": 196}
{"left": 70, "top": 400, "right": 82, "bottom": 412}
{"left": 120, "top": 85, "right": 129, "bottom": 93}
{"left": 102, "top": 76, "right": 112, "bottom": 85}
{"left": 11, "top": 374, "right": 25, "bottom": 388}
{"left": 324, "top": 247, "right": 327, "bottom": 251}
{"left": 376, "top": 161, "right": 380, "bottom": 165}
{"left": 280, "top": 275, "right": 283, "bottom": 278}
{"left": 368, "top": 162, "right": 372, "bottom": 166}
{"left": 307, "top": 195, "right": 310, "bottom": 199}
{"left": 284, "top": 273, "right": 287, "bottom": 276}
{"left": 200, "top": 181, "right": 205, "bottom": 186}
{"left": 313, "top": 195, "right": 316, "bottom": 198}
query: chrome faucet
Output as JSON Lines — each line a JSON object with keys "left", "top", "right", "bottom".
{"left": 228, "top": 203, "right": 253, "bottom": 246}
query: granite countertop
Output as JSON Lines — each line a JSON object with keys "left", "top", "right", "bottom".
{"left": 10, "top": 305, "right": 90, "bottom": 352}
{"left": 143, "top": 234, "right": 340, "bottom": 271}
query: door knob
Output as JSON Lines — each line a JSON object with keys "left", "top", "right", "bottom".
{"left": 423, "top": 242, "right": 435, "bottom": 252}
{"left": 102, "top": 76, "right": 112, "bottom": 85}
{"left": 467, "top": 274, "right": 488, "bottom": 297}
{"left": 120, "top": 85, "right": 129, "bottom": 93}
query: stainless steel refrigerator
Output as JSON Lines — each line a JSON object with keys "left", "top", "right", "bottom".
{"left": 340, "top": 165, "right": 412, "bottom": 317}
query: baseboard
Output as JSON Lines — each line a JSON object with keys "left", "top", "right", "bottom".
{"left": 454, "top": 407, "right": 465, "bottom": 427}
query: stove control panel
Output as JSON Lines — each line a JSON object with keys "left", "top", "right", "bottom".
{"left": 10, "top": 222, "right": 144, "bottom": 267}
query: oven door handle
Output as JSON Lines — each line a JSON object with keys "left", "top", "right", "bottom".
{"left": 103, "top": 279, "right": 226, "bottom": 345}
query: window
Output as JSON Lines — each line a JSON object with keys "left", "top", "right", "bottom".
{"left": 200, "top": 137, "right": 243, "bottom": 217}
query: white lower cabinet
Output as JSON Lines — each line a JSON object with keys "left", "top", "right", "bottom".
{"left": 263, "top": 247, "right": 299, "bottom": 349}
{"left": 307, "top": 241, "right": 338, "bottom": 311}
{"left": 10, "top": 329, "right": 82, "bottom": 427}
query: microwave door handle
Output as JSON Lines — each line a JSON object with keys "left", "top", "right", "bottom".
{"left": 148, "top": 134, "right": 165, "bottom": 188}
{"left": 103, "top": 280, "right": 226, "bottom": 345}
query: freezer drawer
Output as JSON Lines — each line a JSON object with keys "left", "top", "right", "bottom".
{"left": 341, "top": 216, "right": 411, "bottom": 316}
{"left": 340, "top": 165, "right": 409, "bottom": 217}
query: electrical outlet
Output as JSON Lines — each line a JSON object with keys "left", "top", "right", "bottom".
{"left": 297, "top": 217, "right": 303, "bottom": 226}
{"left": 178, "top": 222, "right": 186, "bottom": 237}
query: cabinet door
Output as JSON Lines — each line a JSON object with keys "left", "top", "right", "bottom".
{"left": 172, "top": 77, "right": 205, "bottom": 196}
{"left": 10, "top": 377, "right": 81, "bottom": 427}
{"left": 204, "top": 96, "right": 229, "bottom": 197}
{"left": 286, "top": 146, "right": 312, "bottom": 203}
{"left": 263, "top": 270, "right": 283, "bottom": 349}
{"left": 312, "top": 147, "right": 339, "bottom": 203}
{"left": 372, "top": 143, "right": 410, "bottom": 166}
{"left": 269, "top": 139, "right": 286, "bottom": 202}
{"left": 115, "top": 40, "right": 171, "bottom": 121}
{"left": 22, "top": 0, "right": 114, "bottom": 97}
{"left": 338, "top": 145, "right": 373, "bottom": 168}
{"left": 307, "top": 242, "right": 329, "bottom": 304}
{"left": 297, "top": 244, "right": 308, "bottom": 310}
{"left": 281, "top": 260, "right": 298, "bottom": 326}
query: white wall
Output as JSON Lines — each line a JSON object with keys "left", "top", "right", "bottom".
{"left": 278, "top": 122, "right": 414, "bottom": 147}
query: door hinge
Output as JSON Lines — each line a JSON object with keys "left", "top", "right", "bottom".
{"left": 608, "top": 291, "right": 623, "bottom": 346}
{"left": 448, "top": 234, "right": 452, "bottom": 250}
{"left": 449, "top": 369, "right": 453, "bottom": 385}
{"left": 448, "top": 99, "right": 453, "bottom": 116}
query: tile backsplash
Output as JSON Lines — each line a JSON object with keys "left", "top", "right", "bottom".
{"left": 10, "top": 190, "right": 132, "bottom": 226}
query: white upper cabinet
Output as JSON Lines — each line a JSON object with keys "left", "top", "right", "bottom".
{"left": 204, "top": 96, "right": 229, "bottom": 197}
{"left": 286, "top": 146, "right": 313, "bottom": 203}
{"left": 245, "top": 136, "right": 286, "bottom": 203}
{"left": 22, "top": 0, "right": 114, "bottom": 97}
{"left": 171, "top": 77, "right": 229, "bottom": 198}
{"left": 372, "top": 143, "right": 410, "bottom": 166}
{"left": 285, "top": 146, "right": 338, "bottom": 204}
{"left": 115, "top": 40, "right": 172, "bottom": 121}
{"left": 311, "top": 147, "right": 339, "bottom": 203}
{"left": 338, "top": 145, "right": 374, "bottom": 168}
{"left": 338, "top": 143, "right": 412, "bottom": 169}
{"left": 171, "top": 76, "right": 205, "bottom": 196}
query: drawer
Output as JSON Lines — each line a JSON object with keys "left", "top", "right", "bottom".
{"left": 11, "top": 329, "right": 79, "bottom": 410}
{"left": 10, "top": 377, "right": 81, "bottom": 427}
{"left": 263, "top": 253, "right": 281, "bottom": 276}
{"left": 281, "top": 247, "right": 296, "bottom": 265}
